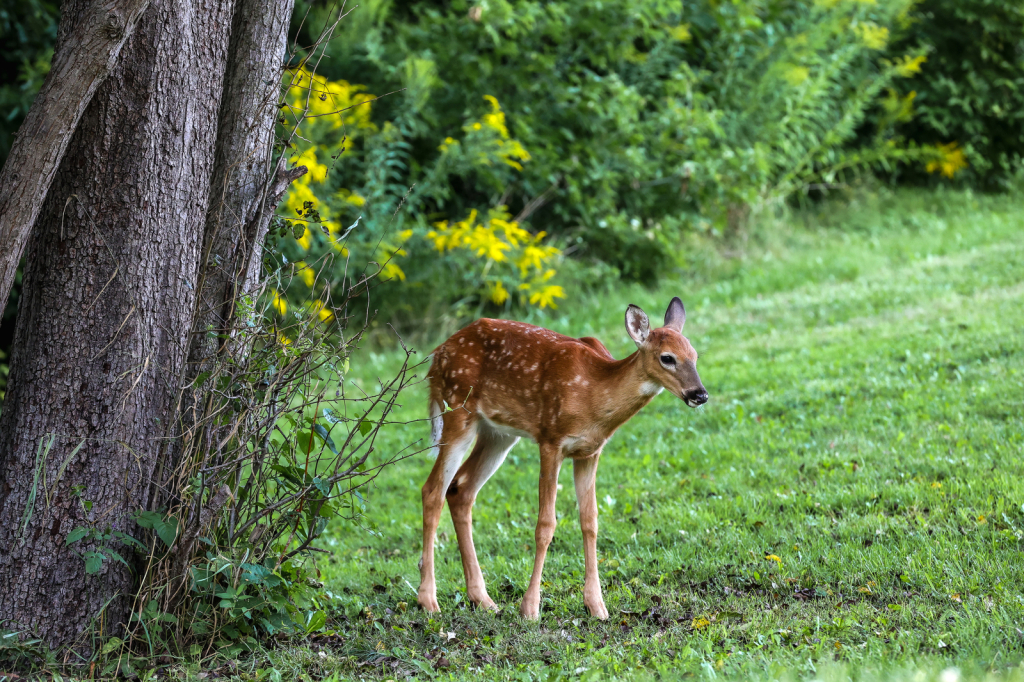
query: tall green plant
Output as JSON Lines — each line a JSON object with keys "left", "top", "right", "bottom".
{"left": 885, "top": 0, "right": 1024, "bottom": 189}
{"left": 285, "top": 0, "right": 927, "bottom": 302}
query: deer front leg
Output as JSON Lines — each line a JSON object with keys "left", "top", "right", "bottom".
{"left": 521, "top": 445, "right": 562, "bottom": 620}
{"left": 573, "top": 452, "right": 608, "bottom": 619}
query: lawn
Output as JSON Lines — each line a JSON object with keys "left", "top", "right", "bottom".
{"left": 264, "top": 188, "right": 1024, "bottom": 681}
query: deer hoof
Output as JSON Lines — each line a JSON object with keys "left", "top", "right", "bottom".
{"left": 586, "top": 599, "right": 609, "bottom": 620}
{"left": 417, "top": 594, "right": 441, "bottom": 613}
{"left": 519, "top": 599, "right": 540, "bottom": 620}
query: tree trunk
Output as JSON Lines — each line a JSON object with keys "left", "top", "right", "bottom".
{"left": 171, "top": 0, "right": 297, "bottom": 595}
{"left": 189, "top": 0, "right": 297, "bottom": 367}
{"left": 0, "top": 0, "right": 152, "bottom": 314}
{"left": 0, "top": 0, "right": 233, "bottom": 650}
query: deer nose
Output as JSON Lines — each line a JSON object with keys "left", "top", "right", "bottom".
{"left": 685, "top": 388, "right": 708, "bottom": 406}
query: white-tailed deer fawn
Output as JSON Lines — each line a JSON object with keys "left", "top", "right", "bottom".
{"left": 417, "top": 298, "right": 707, "bottom": 619}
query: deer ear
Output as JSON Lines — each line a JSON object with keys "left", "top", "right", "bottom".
{"left": 664, "top": 297, "right": 686, "bottom": 332}
{"left": 625, "top": 304, "right": 650, "bottom": 346}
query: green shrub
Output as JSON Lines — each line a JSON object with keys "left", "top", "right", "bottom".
{"left": 280, "top": 0, "right": 928, "bottom": 322}
{"left": 0, "top": 0, "right": 56, "bottom": 163}
{"left": 887, "top": 0, "right": 1024, "bottom": 189}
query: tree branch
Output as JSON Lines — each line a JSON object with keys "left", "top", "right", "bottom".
{"left": 0, "top": 0, "right": 152, "bottom": 311}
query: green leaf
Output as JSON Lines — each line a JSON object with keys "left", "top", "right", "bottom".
{"left": 84, "top": 552, "right": 104, "bottom": 574}
{"left": 65, "top": 526, "right": 91, "bottom": 546}
{"left": 105, "top": 549, "right": 129, "bottom": 568}
{"left": 270, "top": 464, "right": 311, "bottom": 488}
{"left": 113, "top": 530, "right": 148, "bottom": 552}
{"left": 312, "top": 476, "right": 331, "bottom": 496}
{"left": 133, "top": 510, "right": 163, "bottom": 529}
{"left": 154, "top": 517, "right": 179, "bottom": 547}
{"left": 134, "top": 510, "right": 178, "bottom": 546}
{"left": 295, "top": 430, "right": 316, "bottom": 455}
{"left": 100, "top": 637, "right": 124, "bottom": 655}
{"left": 313, "top": 423, "right": 339, "bottom": 454}
{"left": 304, "top": 610, "right": 327, "bottom": 634}
{"left": 358, "top": 420, "right": 372, "bottom": 436}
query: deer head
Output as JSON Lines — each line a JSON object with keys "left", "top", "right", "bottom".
{"left": 625, "top": 297, "right": 708, "bottom": 408}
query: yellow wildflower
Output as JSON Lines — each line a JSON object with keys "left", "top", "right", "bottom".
{"left": 668, "top": 24, "right": 691, "bottom": 42}
{"left": 481, "top": 95, "right": 510, "bottom": 138}
{"left": 438, "top": 136, "right": 458, "bottom": 153}
{"left": 427, "top": 208, "right": 564, "bottom": 309}
{"left": 271, "top": 292, "right": 287, "bottom": 316}
{"left": 765, "top": 554, "right": 782, "bottom": 564}
{"left": 497, "top": 138, "right": 530, "bottom": 171}
{"left": 855, "top": 23, "right": 889, "bottom": 50}
{"left": 528, "top": 284, "right": 565, "bottom": 309}
{"left": 296, "top": 262, "right": 315, "bottom": 288}
{"left": 335, "top": 188, "right": 366, "bottom": 207}
{"left": 926, "top": 142, "right": 968, "bottom": 178}
{"left": 893, "top": 54, "right": 926, "bottom": 78}
{"left": 691, "top": 616, "right": 711, "bottom": 630}
{"left": 286, "top": 67, "right": 377, "bottom": 131}
{"left": 311, "top": 299, "right": 333, "bottom": 322}
{"left": 283, "top": 182, "right": 318, "bottom": 220}
{"left": 784, "top": 66, "right": 810, "bottom": 86}
{"left": 880, "top": 88, "right": 917, "bottom": 124}
{"left": 496, "top": 219, "right": 530, "bottom": 246}
{"left": 465, "top": 225, "right": 510, "bottom": 261}
{"left": 488, "top": 281, "right": 509, "bottom": 305}
{"left": 382, "top": 261, "right": 406, "bottom": 281}
{"left": 292, "top": 146, "right": 328, "bottom": 183}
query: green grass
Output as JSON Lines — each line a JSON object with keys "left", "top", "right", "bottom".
{"left": 260, "top": 188, "right": 1024, "bottom": 681}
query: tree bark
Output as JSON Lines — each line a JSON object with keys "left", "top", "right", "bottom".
{"left": 0, "top": 0, "right": 233, "bottom": 650}
{"left": 189, "top": 0, "right": 296, "bottom": 367}
{"left": 0, "top": 0, "right": 152, "bottom": 314}
{"left": 170, "top": 0, "right": 297, "bottom": 596}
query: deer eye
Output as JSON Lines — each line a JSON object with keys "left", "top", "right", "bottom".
{"left": 660, "top": 354, "right": 676, "bottom": 367}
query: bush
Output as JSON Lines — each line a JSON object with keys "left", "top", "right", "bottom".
{"left": 272, "top": 67, "right": 566, "bottom": 333}
{"left": 279, "top": 0, "right": 929, "bottom": 322}
{"left": 886, "top": 0, "right": 1024, "bottom": 189}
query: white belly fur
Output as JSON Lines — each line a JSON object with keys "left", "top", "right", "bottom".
{"left": 479, "top": 414, "right": 534, "bottom": 441}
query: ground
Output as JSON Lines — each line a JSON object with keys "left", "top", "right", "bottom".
{"left": 199, "top": 187, "right": 1024, "bottom": 680}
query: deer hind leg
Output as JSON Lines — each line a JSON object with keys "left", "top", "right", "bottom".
{"left": 521, "top": 443, "right": 563, "bottom": 620}
{"left": 418, "top": 404, "right": 477, "bottom": 613}
{"left": 573, "top": 452, "right": 608, "bottom": 619}
{"left": 446, "top": 426, "right": 519, "bottom": 610}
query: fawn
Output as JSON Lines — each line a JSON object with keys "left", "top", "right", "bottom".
{"left": 417, "top": 298, "right": 707, "bottom": 619}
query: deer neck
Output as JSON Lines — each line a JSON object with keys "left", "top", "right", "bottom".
{"left": 593, "top": 351, "right": 658, "bottom": 433}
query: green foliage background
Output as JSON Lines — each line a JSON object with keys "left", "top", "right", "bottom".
{"left": 0, "top": 0, "right": 56, "bottom": 401}
{"left": 281, "top": 0, "right": 933, "bottom": 328}
{"left": 1, "top": 0, "right": 1022, "bottom": 354}
{"left": 886, "top": 0, "right": 1024, "bottom": 190}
